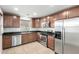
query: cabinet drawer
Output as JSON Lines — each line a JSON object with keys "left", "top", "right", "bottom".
{"left": 3, "top": 44, "right": 11, "bottom": 49}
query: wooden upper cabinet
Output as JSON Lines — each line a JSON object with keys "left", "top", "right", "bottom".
{"left": 32, "top": 19, "right": 35, "bottom": 28}
{"left": 40, "top": 18, "right": 44, "bottom": 27}
{"left": 68, "top": 7, "right": 79, "bottom": 18}
{"left": 4, "top": 15, "right": 13, "bottom": 28}
{"left": 3, "top": 15, "right": 20, "bottom": 28}
{"left": 49, "top": 15, "right": 57, "bottom": 28}
{"left": 35, "top": 19, "right": 40, "bottom": 28}
{"left": 57, "top": 6, "right": 79, "bottom": 19}
{"left": 12, "top": 16, "right": 20, "bottom": 28}
{"left": 56, "top": 11, "right": 67, "bottom": 20}
{"left": 32, "top": 18, "right": 40, "bottom": 28}
{"left": 40, "top": 17, "right": 50, "bottom": 28}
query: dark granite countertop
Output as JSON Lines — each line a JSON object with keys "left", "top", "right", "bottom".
{"left": 3, "top": 30, "right": 55, "bottom": 36}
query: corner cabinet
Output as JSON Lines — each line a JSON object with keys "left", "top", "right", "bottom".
{"left": 22, "top": 32, "right": 37, "bottom": 44}
{"left": 32, "top": 18, "right": 40, "bottom": 28}
{"left": 3, "top": 15, "right": 20, "bottom": 28}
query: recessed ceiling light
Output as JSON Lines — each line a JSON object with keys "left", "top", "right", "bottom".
{"left": 62, "top": 11, "right": 70, "bottom": 16}
{"left": 47, "top": 16, "right": 50, "bottom": 19}
{"left": 33, "top": 12, "right": 37, "bottom": 16}
{"left": 13, "top": 16, "right": 17, "bottom": 19}
{"left": 14, "top": 8, "right": 19, "bottom": 11}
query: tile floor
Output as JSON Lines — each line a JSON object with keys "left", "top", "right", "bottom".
{"left": 38, "top": 40, "right": 47, "bottom": 47}
{"left": 2, "top": 41, "right": 54, "bottom": 54}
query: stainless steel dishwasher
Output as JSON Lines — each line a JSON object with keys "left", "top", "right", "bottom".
{"left": 12, "top": 35, "right": 21, "bottom": 46}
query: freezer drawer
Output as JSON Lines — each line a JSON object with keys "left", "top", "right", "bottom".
{"left": 55, "top": 38, "right": 63, "bottom": 54}
{"left": 64, "top": 32, "right": 79, "bottom": 54}
{"left": 64, "top": 43, "right": 79, "bottom": 54}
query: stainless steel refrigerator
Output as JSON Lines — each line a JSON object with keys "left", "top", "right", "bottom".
{"left": 55, "top": 17, "right": 79, "bottom": 54}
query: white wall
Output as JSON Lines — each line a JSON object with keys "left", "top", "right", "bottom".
{"left": 0, "top": 8, "right": 3, "bottom": 54}
{"left": 0, "top": 35, "right": 2, "bottom": 54}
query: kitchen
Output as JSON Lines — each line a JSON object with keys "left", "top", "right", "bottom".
{"left": 0, "top": 5, "right": 79, "bottom": 54}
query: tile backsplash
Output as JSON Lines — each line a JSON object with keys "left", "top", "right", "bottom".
{"left": 4, "top": 28, "right": 21, "bottom": 32}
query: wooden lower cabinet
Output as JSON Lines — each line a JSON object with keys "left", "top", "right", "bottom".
{"left": 3, "top": 35, "right": 12, "bottom": 49}
{"left": 47, "top": 35, "right": 55, "bottom": 50}
{"left": 3, "top": 32, "right": 38, "bottom": 49}
{"left": 22, "top": 32, "right": 37, "bottom": 44}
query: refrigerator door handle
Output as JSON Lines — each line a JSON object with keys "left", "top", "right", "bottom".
{"left": 61, "top": 20, "right": 65, "bottom": 54}
{"left": 62, "top": 26, "right": 65, "bottom": 54}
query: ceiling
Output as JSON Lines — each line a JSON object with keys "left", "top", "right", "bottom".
{"left": 0, "top": 5, "right": 75, "bottom": 18}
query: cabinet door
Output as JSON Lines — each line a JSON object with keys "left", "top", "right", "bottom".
{"left": 57, "top": 12, "right": 67, "bottom": 20}
{"left": 47, "top": 35, "right": 55, "bottom": 50}
{"left": 22, "top": 34, "right": 32, "bottom": 44}
{"left": 4, "top": 15, "right": 13, "bottom": 28}
{"left": 12, "top": 16, "right": 20, "bottom": 28}
{"left": 32, "top": 19, "right": 36, "bottom": 28}
{"left": 40, "top": 17, "right": 49, "bottom": 28}
{"left": 4, "top": 15, "right": 20, "bottom": 28}
{"left": 35, "top": 19, "right": 40, "bottom": 28}
{"left": 30, "top": 32, "right": 37, "bottom": 41}
{"left": 22, "top": 34, "right": 29, "bottom": 44}
{"left": 49, "top": 16, "right": 55, "bottom": 28}
{"left": 69, "top": 7, "right": 79, "bottom": 18}
{"left": 3, "top": 35, "right": 12, "bottom": 49}
{"left": 22, "top": 33, "right": 37, "bottom": 44}
{"left": 32, "top": 19, "right": 40, "bottom": 28}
